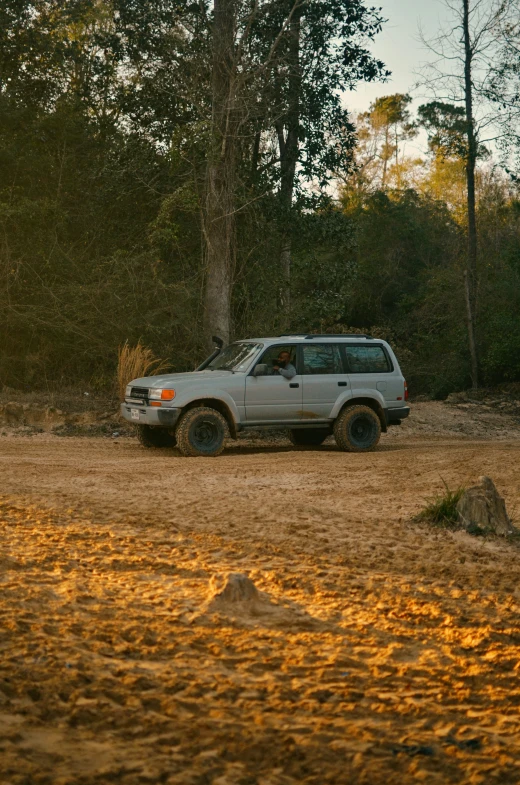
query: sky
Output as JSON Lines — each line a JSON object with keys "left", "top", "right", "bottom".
{"left": 345, "top": 0, "right": 453, "bottom": 114}
{"left": 341, "top": 0, "right": 456, "bottom": 157}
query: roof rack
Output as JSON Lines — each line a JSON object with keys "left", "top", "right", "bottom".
{"left": 278, "top": 333, "right": 374, "bottom": 340}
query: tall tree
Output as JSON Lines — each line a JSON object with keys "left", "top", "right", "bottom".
{"left": 203, "top": 0, "right": 240, "bottom": 348}
{"left": 276, "top": 3, "right": 302, "bottom": 301}
{"left": 343, "top": 93, "right": 416, "bottom": 197}
{"left": 418, "top": 97, "right": 494, "bottom": 387}
{"left": 201, "top": 0, "right": 387, "bottom": 344}
{"left": 462, "top": 0, "right": 480, "bottom": 389}
{"left": 202, "top": 0, "right": 304, "bottom": 346}
{"left": 485, "top": 1, "right": 520, "bottom": 172}
{"left": 419, "top": 0, "right": 512, "bottom": 389}
{"left": 264, "top": 0, "right": 388, "bottom": 298}
{"left": 363, "top": 94, "right": 415, "bottom": 188}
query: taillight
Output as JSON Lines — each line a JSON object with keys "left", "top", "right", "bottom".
{"left": 404, "top": 381, "right": 409, "bottom": 401}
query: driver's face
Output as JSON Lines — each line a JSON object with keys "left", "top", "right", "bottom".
{"left": 279, "top": 352, "right": 290, "bottom": 363}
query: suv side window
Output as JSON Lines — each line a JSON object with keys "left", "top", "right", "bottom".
{"left": 256, "top": 345, "right": 297, "bottom": 374}
{"left": 302, "top": 344, "right": 343, "bottom": 375}
{"left": 344, "top": 345, "right": 392, "bottom": 373}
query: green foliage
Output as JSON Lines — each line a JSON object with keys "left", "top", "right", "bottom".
{"left": 0, "top": 95, "right": 200, "bottom": 386}
{"left": 0, "top": 2, "right": 519, "bottom": 394}
{"left": 245, "top": 0, "right": 389, "bottom": 188}
{"left": 289, "top": 206, "right": 357, "bottom": 328}
{"left": 414, "top": 481, "right": 466, "bottom": 529}
{"left": 418, "top": 102, "right": 468, "bottom": 160}
{"left": 477, "top": 191, "right": 520, "bottom": 386}
{"left": 417, "top": 101, "right": 489, "bottom": 161}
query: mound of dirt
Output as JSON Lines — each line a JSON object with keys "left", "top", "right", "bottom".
{"left": 209, "top": 572, "right": 260, "bottom": 604}
{"left": 0, "top": 402, "right": 66, "bottom": 428}
{"left": 205, "top": 572, "right": 278, "bottom": 619}
{"left": 205, "top": 572, "right": 284, "bottom": 618}
{"left": 0, "top": 399, "right": 133, "bottom": 436}
{"left": 394, "top": 399, "right": 520, "bottom": 441}
{"left": 205, "top": 573, "right": 322, "bottom": 630}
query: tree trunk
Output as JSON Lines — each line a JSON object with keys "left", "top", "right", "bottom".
{"left": 463, "top": 0, "right": 479, "bottom": 388}
{"left": 250, "top": 129, "right": 261, "bottom": 185}
{"left": 203, "top": 0, "right": 236, "bottom": 350}
{"left": 279, "top": 235, "right": 292, "bottom": 304}
{"left": 464, "top": 270, "right": 479, "bottom": 387}
{"left": 394, "top": 123, "right": 399, "bottom": 186}
{"left": 277, "top": 7, "right": 301, "bottom": 303}
{"left": 381, "top": 124, "right": 389, "bottom": 188}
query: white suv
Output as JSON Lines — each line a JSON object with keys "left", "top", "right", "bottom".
{"left": 121, "top": 334, "right": 410, "bottom": 457}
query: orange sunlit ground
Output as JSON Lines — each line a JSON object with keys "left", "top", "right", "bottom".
{"left": 1, "top": 431, "right": 520, "bottom": 784}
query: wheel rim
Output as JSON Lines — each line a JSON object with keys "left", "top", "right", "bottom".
{"left": 347, "top": 413, "right": 377, "bottom": 448}
{"left": 190, "top": 418, "right": 222, "bottom": 452}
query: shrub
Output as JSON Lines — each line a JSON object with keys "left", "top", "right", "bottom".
{"left": 414, "top": 480, "right": 466, "bottom": 528}
{"left": 117, "top": 340, "right": 169, "bottom": 401}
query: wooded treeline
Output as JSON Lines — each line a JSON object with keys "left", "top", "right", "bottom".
{"left": 1, "top": 0, "right": 519, "bottom": 397}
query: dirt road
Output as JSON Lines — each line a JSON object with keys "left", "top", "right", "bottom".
{"left": 1, "top": 430, "right": 520, "bottom": 784}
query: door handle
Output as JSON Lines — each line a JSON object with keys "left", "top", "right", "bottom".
{"left": 289, "top": 383, "right": 299, "bottom": 388}
{"left": 338, "top": 381, "right": 348, "bottom": 387}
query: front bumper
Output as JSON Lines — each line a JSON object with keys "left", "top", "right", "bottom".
{"left": 385, "top": 405, "right": 410, "bottom": 425}
{"left": 120, "top": 402, "right": 181, "bottom": 428}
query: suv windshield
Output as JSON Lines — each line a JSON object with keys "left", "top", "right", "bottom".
{"left": 208, "top": 342, "right": 262, "bottom": 371}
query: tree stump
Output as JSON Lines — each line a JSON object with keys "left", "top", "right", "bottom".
{"left": 456, "top": 476, "right": 514, "bottom": 536}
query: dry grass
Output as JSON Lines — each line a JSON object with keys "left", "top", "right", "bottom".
{"left": 117, "top": 340, "right": 170, "bottom": 401}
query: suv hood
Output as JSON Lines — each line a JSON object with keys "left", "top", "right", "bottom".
{"left": 129, "top": 370, "right": 236, "bottom": 388}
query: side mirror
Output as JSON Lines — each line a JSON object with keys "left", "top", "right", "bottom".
{"left": 253, "top": 363, "right": 268, "bottom": 377}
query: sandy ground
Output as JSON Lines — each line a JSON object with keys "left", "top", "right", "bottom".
{"left": 1, "top": 413, "right": 520, "bottom": 784}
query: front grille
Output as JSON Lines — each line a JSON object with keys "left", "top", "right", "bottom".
{"left": 130, "top": 386, "right": 149, "bottom": 402}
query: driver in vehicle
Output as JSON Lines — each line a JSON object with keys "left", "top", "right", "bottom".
{"left": 273, "top": 350, "right": 296, "bottom": 380}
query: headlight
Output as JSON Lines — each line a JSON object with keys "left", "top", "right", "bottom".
{"left": 149, "top": 388, "right": 175, "bottom": 401}
{"left": 125, "top": 384, "right": 132, "bottom": 398}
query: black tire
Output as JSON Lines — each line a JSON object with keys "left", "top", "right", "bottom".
{"left": 175, "top": 406, "right": 227, "bottom": 457}
{"left": 136, "top": 425, "right": 176, "bottom": 449}
{"left": 333, "top": 405, "right": 381, "bottom": 452}
{"left": 288, "top": 428, "right": 330, "bottom": 447}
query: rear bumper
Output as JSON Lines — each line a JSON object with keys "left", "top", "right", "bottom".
{"left": 120, "top": 402, "right": 181, "bottom": 428}
{"left": 385, "top": 405, "right": 410, "bottom": 425}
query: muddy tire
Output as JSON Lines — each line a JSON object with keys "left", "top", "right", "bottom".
{"left": 175, "top": 407, "right": 227, "bottom": 457}
{"left": 333, "top": 405, "right": 381, "bottom": 452}
{"left": 136, "top": 425, "right": 176, "bottom": 448}
{"left": 288, "top": 428, "right": 330, "bottom": 447}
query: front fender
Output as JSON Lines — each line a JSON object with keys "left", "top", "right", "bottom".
{"left": 175, "top": 389, "right": 242, "bottom": 425}
{"left": 330, "top": 389, "right": 387, "bottom": 419}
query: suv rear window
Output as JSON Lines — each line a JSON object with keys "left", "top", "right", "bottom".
{"left": 302, "top": 344, "right": 343, "bottom": 375}
{"left": 345, "top": 345, "right": 391, "bottom": 373}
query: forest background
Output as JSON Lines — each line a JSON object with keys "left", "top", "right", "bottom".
{"left": 1, "top": 0, "right": 520, "bottom": 399}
